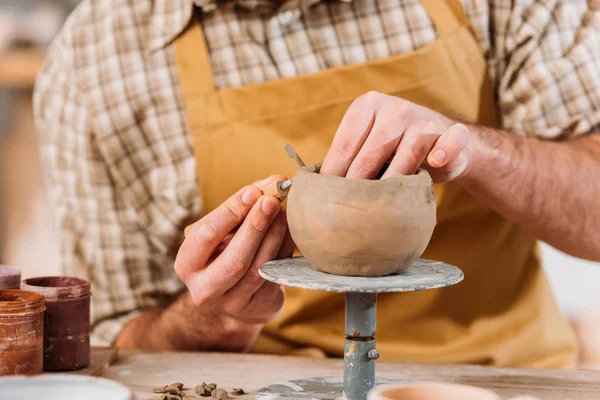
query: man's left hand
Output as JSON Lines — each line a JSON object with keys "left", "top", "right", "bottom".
{"left": 320, "top": 91, "right": 471, "bottom": 182}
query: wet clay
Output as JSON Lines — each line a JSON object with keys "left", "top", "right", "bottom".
{"left": 0, "top": 290, "right": 45, "bottom": 375}
{"left": 0, "top": 266, "right": 21, "bottom": 289}
{"left": 287, "top": 167, "right": 436, "bottom": 277}
{"left": 21, "top": 276, "right": 91, "bottom": 371}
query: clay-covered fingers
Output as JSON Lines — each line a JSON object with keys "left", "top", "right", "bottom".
{"left": 381, "top": 130, "right": 438, "bottom": 178}
{"left": 320, "top": 93, "right": 377, "bottom": 177}
{"left": 221, "top": 208, "right": 287, "bottom": 321}
{"left": 174, "top": 185, "right": 263, "bottom": 283}
{"left": 187, "top": 195, "right": 282, "bottom": 305}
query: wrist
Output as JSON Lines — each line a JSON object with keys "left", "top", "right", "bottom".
{"left": 165, "top": 291, "right": 262, "bottom": 352}
{"left": 454, "top": 124, "right": 512, "bottom": 188}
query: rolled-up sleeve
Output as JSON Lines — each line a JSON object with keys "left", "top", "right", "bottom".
{"left": 33, "top": 27, "right": 189, "bottom": 346}
{"left": 492, "top": 0, "right": 600, "bottom": 139}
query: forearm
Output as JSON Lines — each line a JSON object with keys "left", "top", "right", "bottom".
{"left": 115, "top": 291, "right": 262, "bottom": 352}
{"left": 457, "top": 126, "right": 600, "bottom": 261}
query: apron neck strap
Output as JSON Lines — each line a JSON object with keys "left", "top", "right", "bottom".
{"left": 175, "top": 9, "right": 217, "bottom": 95}
{"left": 419, "top": 0, "right": 468, "bottom": 36}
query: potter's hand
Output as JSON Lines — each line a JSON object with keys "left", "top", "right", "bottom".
{"left": 175, "top": 175, "right": 294, "bottom": 325}
{"left": 320, "top": 91, "right": 470, "bottom": 182}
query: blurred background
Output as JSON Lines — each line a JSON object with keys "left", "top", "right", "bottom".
{"left": 1, "top": 0, "right": 600, "bottom": 369}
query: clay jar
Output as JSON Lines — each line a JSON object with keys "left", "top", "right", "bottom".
{"left": 287, "top": 167, "right": 436, "bottom": 277}
{"left": 367, "top": 383, "right": 540, "bottom": 400}
{"left": 0, "top": 290, "right": 45, "bottom": 375}
{"left": 21, "top": 277, "right": 91, "bottom": 371}
{"left": 0, "top": 266, "right": 21, "bottom": 289}
{"left": 367, "top": 383, "right": 501, "bottom": 400}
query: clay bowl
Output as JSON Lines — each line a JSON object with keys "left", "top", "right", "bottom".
{"left": 287, "top": 167, "right": 436, "bottom": 277}
{"left": 367, "top": 382, "right": 500, "bottom": 400}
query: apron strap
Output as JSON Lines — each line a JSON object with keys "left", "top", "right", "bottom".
{"left": 419, "top": 0, "right": 469, "bottom": 36}
{"left": 175, "top": 9, "right": 217, "bottom": 96}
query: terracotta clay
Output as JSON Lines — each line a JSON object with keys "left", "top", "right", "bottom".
{"left": 367, "top": 383, "right": 500, "bottom": 400}
{"left": 287, "top": 166, "right": 436, "bottom": 277}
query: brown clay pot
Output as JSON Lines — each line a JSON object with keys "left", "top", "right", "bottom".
{"left": 287, "top": 167, "right": 436, "bottom": 277}
{"left": 367, "top": 383, "right": 501, "bottom": 400}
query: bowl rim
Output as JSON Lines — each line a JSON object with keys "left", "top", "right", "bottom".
{"left": 296, "top": 165, "right": 432, "bottom": 185}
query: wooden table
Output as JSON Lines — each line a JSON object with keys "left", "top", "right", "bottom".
{"left": 100, "top": 350, "right": 600, "bottom": 400}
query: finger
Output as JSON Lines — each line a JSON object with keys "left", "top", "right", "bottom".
{"left": 175, "top": 185, "right": 262, "bottom": 281}
{"left": 210, "top": 232, "right": 236, "bottom": 262}
{"left": 239, "top": 282, "right": 285, "bottom": 324}
{"left": 222, "top": 208, "right": 288, "bottom": 315}
{"left": 188, "top": 196, "right": 281, "bottom": 304}
{"left": 345, "top": 106, "right": 407, "bottom": 179}
{"left": 426, "top": 123, "right": 469, "bottom": 168}
{"left": 320, "top": 96, "right": 376, "bottom": 176}
{"left": 381, "top": 131, "right": 439, "bottom": 178}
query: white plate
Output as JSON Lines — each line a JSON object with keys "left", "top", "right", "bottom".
{"left": 0, "top": 374, "right": 134, "bottom": 400}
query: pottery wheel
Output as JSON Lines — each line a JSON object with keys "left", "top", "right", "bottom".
{"left": 257, "top": 257, "right": 464, "bottom": 400}
{"left": 259, "top": 257, "right": 463, "bottom": 293}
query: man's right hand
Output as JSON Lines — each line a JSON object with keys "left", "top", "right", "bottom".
{"left": 116, "top": 175, "right": 294, "bottom": 352}
{"left": 174, "top": 175, "right": 294, "bottom": 345}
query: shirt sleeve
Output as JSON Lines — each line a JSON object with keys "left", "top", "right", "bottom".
{"left": 489, "top": 0, "right": 600, "bottom": 139}
{"left": 33, "top": 32, "right": 186, "bottom": 346}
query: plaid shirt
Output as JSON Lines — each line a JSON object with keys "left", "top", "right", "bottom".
{"left": 33, "top": 0, "right": 600, "bottom": 346}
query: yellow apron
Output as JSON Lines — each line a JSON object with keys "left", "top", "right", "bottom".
{"left": 175, "top": 0, "right": 577, "bottom": 367}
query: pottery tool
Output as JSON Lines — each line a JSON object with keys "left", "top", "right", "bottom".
{"left": 257, "top": 259, "right": 463, "bottom": 400}
{"left": 257, "top": 179, "right": 293, "bottom": 201}
{"left": 285, "top": 144, "right": 306, "bottom": 167}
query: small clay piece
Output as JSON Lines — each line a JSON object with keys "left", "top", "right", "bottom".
{"left": 196, "top": 385, "right": 211, "bottom": 397}
{"left": 153, "top": 383, "right": 183, "bottom": 395}
{"left": 196, "top": 382, "right": 217, "bottom": 397}
{"left": 287, "top": 166, "right": 436, "bottom": 277}
{"left": 231, "top": 388, "right": 245, "bottom": 396}
{"left": 207, "top": 383, "right": 217, "bottom": 392}
{"left": 212, "top": 388, "right": 231, "bottom": 400}
{"left": 157, "top": 394, "right": 182, "bottom": 400}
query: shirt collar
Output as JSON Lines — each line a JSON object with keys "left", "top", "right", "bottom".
{"left": 148, "top": 0, "right": 352, "bottom": 52}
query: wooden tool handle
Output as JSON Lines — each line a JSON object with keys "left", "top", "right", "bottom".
{"left": 258, "top": 181, "right": 289, "bottom": 201}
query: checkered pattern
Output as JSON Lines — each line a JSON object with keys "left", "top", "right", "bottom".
{"left": 33, "top": 0, "right": 600, "bottom": 346}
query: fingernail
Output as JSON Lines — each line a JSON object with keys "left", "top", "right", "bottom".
{"left": 261, "top": 196, "right": 280, "bottom": 215}
{"left": 431, "top": 149, "right": 447, "bottom": 165}
{"left": 242, "top": 186, "right": 260, "bottom": 205}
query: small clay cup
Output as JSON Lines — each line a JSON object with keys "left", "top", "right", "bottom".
{"left": 367, "top": 382, "right": 500, "bottom": 400}
{"left": 21, "top": 276, "right": 91, "bottom": 371}
{"left": 0, "top": 265, "right": 21, "bottom": 289}
{"left": 287, "top": 167, "right": 436, "bottom": 277}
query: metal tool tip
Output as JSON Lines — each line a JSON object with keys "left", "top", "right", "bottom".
{"left": 280, "top": 178, "right": 293, "bottom": 191}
